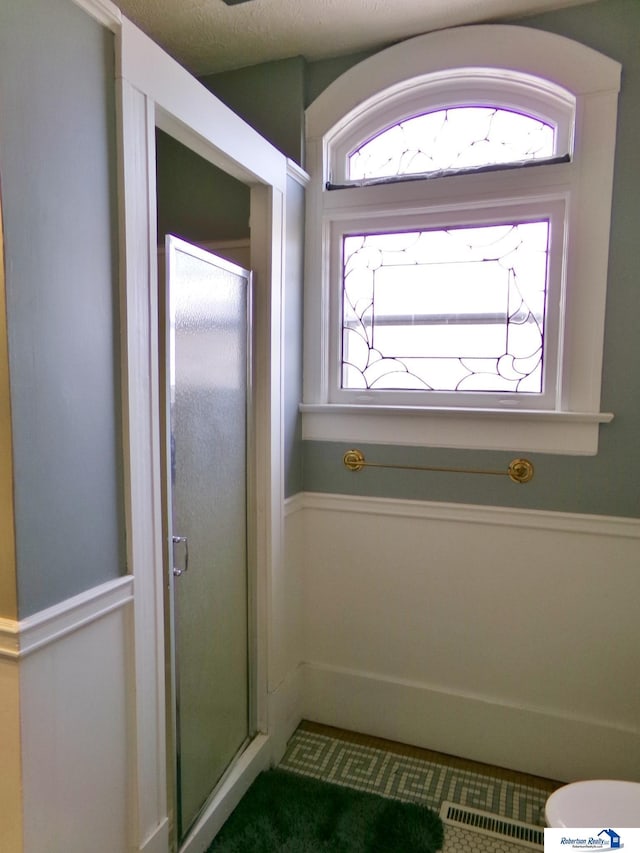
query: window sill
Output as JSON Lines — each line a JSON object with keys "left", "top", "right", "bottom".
{"left": 299, "top": 404, "right": 614, "bottom": 455}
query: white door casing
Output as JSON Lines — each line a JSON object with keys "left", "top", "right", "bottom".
{"left": 112, "top": 9, "right": 288, "bottom": 852}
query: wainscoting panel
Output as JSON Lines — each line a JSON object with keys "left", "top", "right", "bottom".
{"left": 0, "top": 577, "right": 134, "bottom": 853}
{"left": 287, "top": 493, "right": 640, "bottom": 782}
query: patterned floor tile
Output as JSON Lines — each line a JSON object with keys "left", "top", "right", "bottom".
{"left": 279, "top": 728, "right": 548, "bottom": 850}
{"left": 443, "top": 825, "right": 532, "bottom": 853}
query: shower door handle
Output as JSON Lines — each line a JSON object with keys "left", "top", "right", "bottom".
{"left": 172, "top": 535, "right": 189, "bottom": 577}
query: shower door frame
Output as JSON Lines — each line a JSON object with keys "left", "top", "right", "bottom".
{"left": 162, "top": 237, "right": 255, "bottom": 843}
{"left": 116, "top": 16, "right": 287, "bottom": 853}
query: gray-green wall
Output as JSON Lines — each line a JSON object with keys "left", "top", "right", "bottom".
{"left": 156, "top": 130, "right": 305, "bottom": 498}
{"left": 200, "top": 57, "right": 306, "bottom": 164}
{"left": 0, "top": 0, "right": 123, "bottom": 617}
{"left": 204, "top": 0, "right": 640, "bottom": 517}
{"left": 306, "top": 0, "right": 639, "bottom": 518}
{"left": 1, "top": 0, "right": 633, "bottom": 624}
{"left": 156, "top": 129, "right": 251, "bottom": 243}
{"left": 196, "top": 64, "right": 307, "bottom": 498}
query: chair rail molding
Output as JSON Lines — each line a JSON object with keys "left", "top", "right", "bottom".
{"left": 0, "top": 576, "right": 133, "bottom": 660}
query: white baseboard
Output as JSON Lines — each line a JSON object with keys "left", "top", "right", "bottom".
{"left": 302, "top": 662, "right": 640, "bottom": 783}
{"left": 69, "top": 0, "right": 121, "bottom": 31}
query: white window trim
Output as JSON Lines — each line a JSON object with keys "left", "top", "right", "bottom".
{"left": 328, "top": 199, "right": 566, "bottom": 411}
{"left": 303, "top": 25, "right": 621, "bottom": 455}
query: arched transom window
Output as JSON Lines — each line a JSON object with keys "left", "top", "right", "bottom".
{"left": 348, "top": 107, "right": 556, "bottom": 181}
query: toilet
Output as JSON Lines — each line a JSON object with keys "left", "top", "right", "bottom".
{"left": 545, "top": 780, "right": 640, "bottom": 827}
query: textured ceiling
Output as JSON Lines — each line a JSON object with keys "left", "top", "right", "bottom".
{"left": 115, "top": 0, "right": 596, "bottom": 76}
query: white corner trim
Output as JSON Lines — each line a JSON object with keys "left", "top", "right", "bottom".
{"left": 120, "top": 18, "right": 287, "bottom": 192}
{"left": 297, "top": 491, "right": 640, "bottom": 539}
{"left": 287, "top": 159, "right": 311, "bottom": 187}
{"left": 0, "top": 576, "right": 133, "bottom": 660}
{"left": 284, "top": 492, "right": 306, "bottom": 517}
{"left": 68, "top": 0, "right": 122, "bottom": 31}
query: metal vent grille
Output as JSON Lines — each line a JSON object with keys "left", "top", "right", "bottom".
{"left": 441, "top": 801, "right": 544, "bottom": 849}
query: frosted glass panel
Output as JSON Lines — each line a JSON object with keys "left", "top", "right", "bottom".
{"left": 167, "top": 237, "right": 250, "bottom": 838}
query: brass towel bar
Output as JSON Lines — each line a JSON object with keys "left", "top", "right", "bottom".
{"left": 343, "top": 449, "right": 534, "bottom": 484}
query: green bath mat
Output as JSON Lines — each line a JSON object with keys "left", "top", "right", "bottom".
{"left": 207, "top": 767, "right": 444, "bottom": 852}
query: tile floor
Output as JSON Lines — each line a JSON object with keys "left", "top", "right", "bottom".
{"left": 279, "top": 722, "right": 562, "bottom": 852}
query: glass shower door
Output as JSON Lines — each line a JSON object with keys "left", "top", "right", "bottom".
{"left": 164, "top": 235, "right": 252, "bottom": 841}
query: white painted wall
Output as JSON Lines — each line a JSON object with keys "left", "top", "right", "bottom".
{"left": 285, "top": 493, "right": 640, "bottom": 782}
